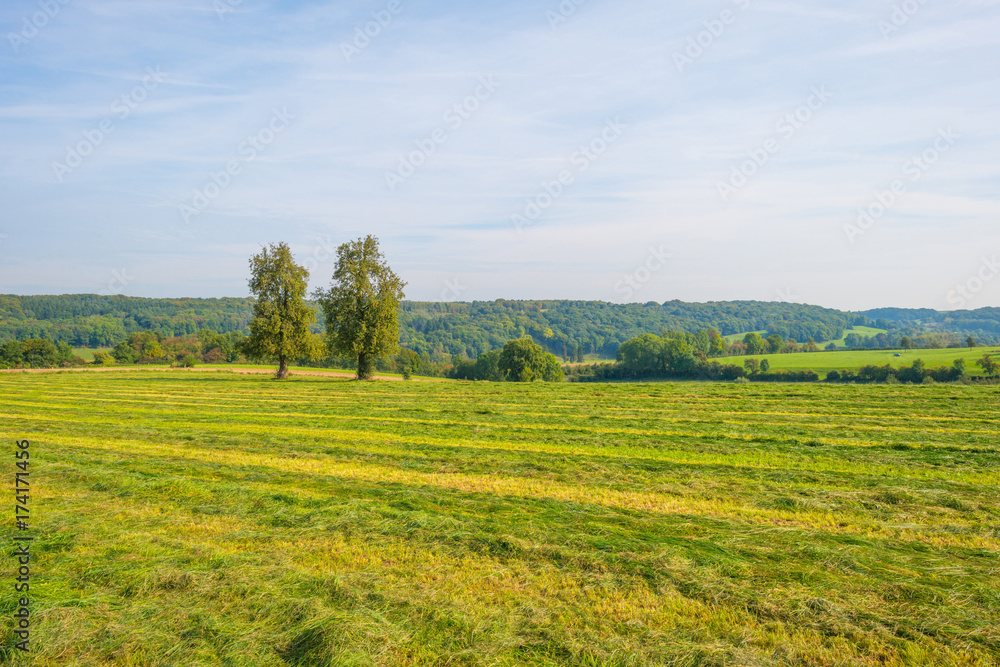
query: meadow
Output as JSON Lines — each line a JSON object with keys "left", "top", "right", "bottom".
{"left": 1, "top": 371, "right": 998, "bottom": 666}
{"left": 747, "top": 346, "right": 997, "bottom": 379}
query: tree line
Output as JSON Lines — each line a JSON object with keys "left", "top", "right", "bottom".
{"left": 10, "top": 294, "right": 997, "bottom": 361}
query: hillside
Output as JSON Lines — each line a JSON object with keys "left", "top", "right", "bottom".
{"left": 2, "top": 294, "right": 998, "bottom": 359}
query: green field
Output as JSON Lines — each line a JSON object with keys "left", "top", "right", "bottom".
{"left": 748, "top": 346, "right": 997, "bottom": 379}
{"left": 822, "top": 326, "right": 889, "bottom": 349}
{"left": 70, "top": 347, "right": 112, "bottom": 362}
{"left": 723, "top": 327, "right": 888, "bottom": 350}
{"left": 2, "top": 372, "right": 999, "bottom": 665}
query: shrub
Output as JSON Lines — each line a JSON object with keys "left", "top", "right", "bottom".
{"left": 92, "top": 351, "right": 115, "bottom": 366}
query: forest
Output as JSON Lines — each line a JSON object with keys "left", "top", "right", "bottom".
{"left": 4, "top": 294, "right": 998, "bottom": 360}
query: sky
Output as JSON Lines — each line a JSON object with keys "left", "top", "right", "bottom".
{"left": 1, "top": 0, "right": 998, "bottom": 311}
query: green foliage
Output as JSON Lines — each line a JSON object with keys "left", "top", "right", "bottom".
{"left": 743, "top": 332, "right": 768, "bottom": 355}
{"left": 179, "top": 354, "right": 199, "bottom": 368}
{"left": 0, "top": 338, "right": 79, "bottom": 369}
{"left": 498, "top": 337, "right": 562, "bottom": 382}
{"left": 112, "top": 339, "right": 139, "bottom": 364}
{"left": 5, "top": 296, "right": 1000, "bottom": 361}
{"left": 499, "top": 337, "right": 547, "bottom": 382}
{"left": 977, "top": 353, "right": 999, "bottom": 376}
{"left": 0, "top": 339, "right": 23, "bottom": 368}
{"left": 92, "top": 350, "right": 115, "bottom": 366}
{"left": 314, "top": 236, "right": 406, "bottom": 380}
{"left": 474, "top": 349, "right": 504, "bottom": 382}
{"left": 243, "top": 242, "right": 317, "bottom": 379}
{"left": 450, "top": 354, "right": 477, "bottom": 381}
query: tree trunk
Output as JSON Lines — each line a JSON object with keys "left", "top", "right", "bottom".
{"left": 276, "top": 356, "right": 289, "bottom": 379}
{"left": 357, "top": 352, "right": 372, "bottom": 381}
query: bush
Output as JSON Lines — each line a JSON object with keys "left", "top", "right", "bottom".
{"left": 179, "top": 354, "right": 199, "bottom": 368}
{"left": 202, "top": 348, "right": 225, "bottom": 364}
{"left": 92, "top": 351, "right": 115, "bottom": 366}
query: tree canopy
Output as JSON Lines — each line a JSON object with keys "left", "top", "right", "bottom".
{"left": 243, "top": 242, "right": 316, "bottom": 379}
{"left": 314, "top": 235, "right": 406, "bottom": 380}
{"left": 497, "top": 337, "right": 563, "bottom": 382}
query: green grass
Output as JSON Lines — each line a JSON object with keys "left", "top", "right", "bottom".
{"left": 70, "top": 347, "right": 112, "bottom": 361}
{"left": 2, "top": 372, "right": 999, "bottom": 665}
{"left": 747, "top": 346, "right": 996, "bottom": 378}
{"left": 822, "top": 326, "right": 889, "bottom": 349}
{"left": 723, "top": 330, "right": 767, "bottom": 343}
{"left": 723, "top": 327, "right": 888, "bottom": 349}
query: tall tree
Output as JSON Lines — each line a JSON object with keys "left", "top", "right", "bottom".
{"left": 315, "top": 235, "right": 406, "bottom": 380}
{"left": 244, "top": 242, "right": 316, "bottom": 379}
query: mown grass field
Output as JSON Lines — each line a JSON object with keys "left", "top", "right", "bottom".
{"left": 2, "top": 371, "right": 999, "bottom": 666}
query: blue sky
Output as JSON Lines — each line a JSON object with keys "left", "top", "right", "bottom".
{"left": 1, "top": 0, "right": 998, "bottom": 310}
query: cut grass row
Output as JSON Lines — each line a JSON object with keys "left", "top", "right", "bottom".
{"left": 1, "top": 372, "right": 997, "bottom": 665}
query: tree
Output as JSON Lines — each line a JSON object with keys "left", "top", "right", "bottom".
{"left": 977, "top": 354, "right": 999, "bottom": 376}
{"left": 766, "top": 334, "right": 784, "bottom": 354}
{"left": 900, "top": 336, "right": 913, "bottom": 351}
{"left": 708, "top": 329, "right": 729, "bottom": 357}
{"left": 112, "top": 340, "right": 139, "bottom": 364}
{"left": 396, "top": 348, "right": 421, "bottom": 380}
{"left": 617, "top": 333, "right": 663, "bottom": 375}
{"left": 475, "top": 349, "right": 504, "bottom": 381}
{"left": 92, "top": 350, "right": 115, "bottom": 366}
{"left": 760, "top": 359, "right": 770, "bottom": 372}
{"left": 966, "top": 335, "right": 977, "bottom": 348}
{"left": 743, "top": 332, "right": 767, "bottom": 355}
{"left": 21, "top": 339, "right": 58, "bottom": 368}
{"left": 0, "top": 340, "right": 23, "bottom": 368}
{"left": 451, "top": 354, "right": 477, "bottom": 380}
{"left": 315, "top": 235, "right": 406, "bottom": 380}
{"left": 243, "top": 242, "right": 316, "bottom": 379}
{"left": 498, "top": 337, "right": 558, "bottom": 382}
{"left": 744, "top": 358, "right": 760, "bottom": 374}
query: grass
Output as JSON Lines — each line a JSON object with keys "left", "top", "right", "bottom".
{"left": 2, "top": 372, "right": 998, "bottom": 665}
{"left": 723, "top": 327, "right": 888, "bottom": 349}
{"left": 70, "top": 347, "right": 112, "bottom": 362}
{"left": 822, "top": 326, "right": 889, "bottom": 349}
{"left": 747, "top": 346, "right": 996, "bottom": 379}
